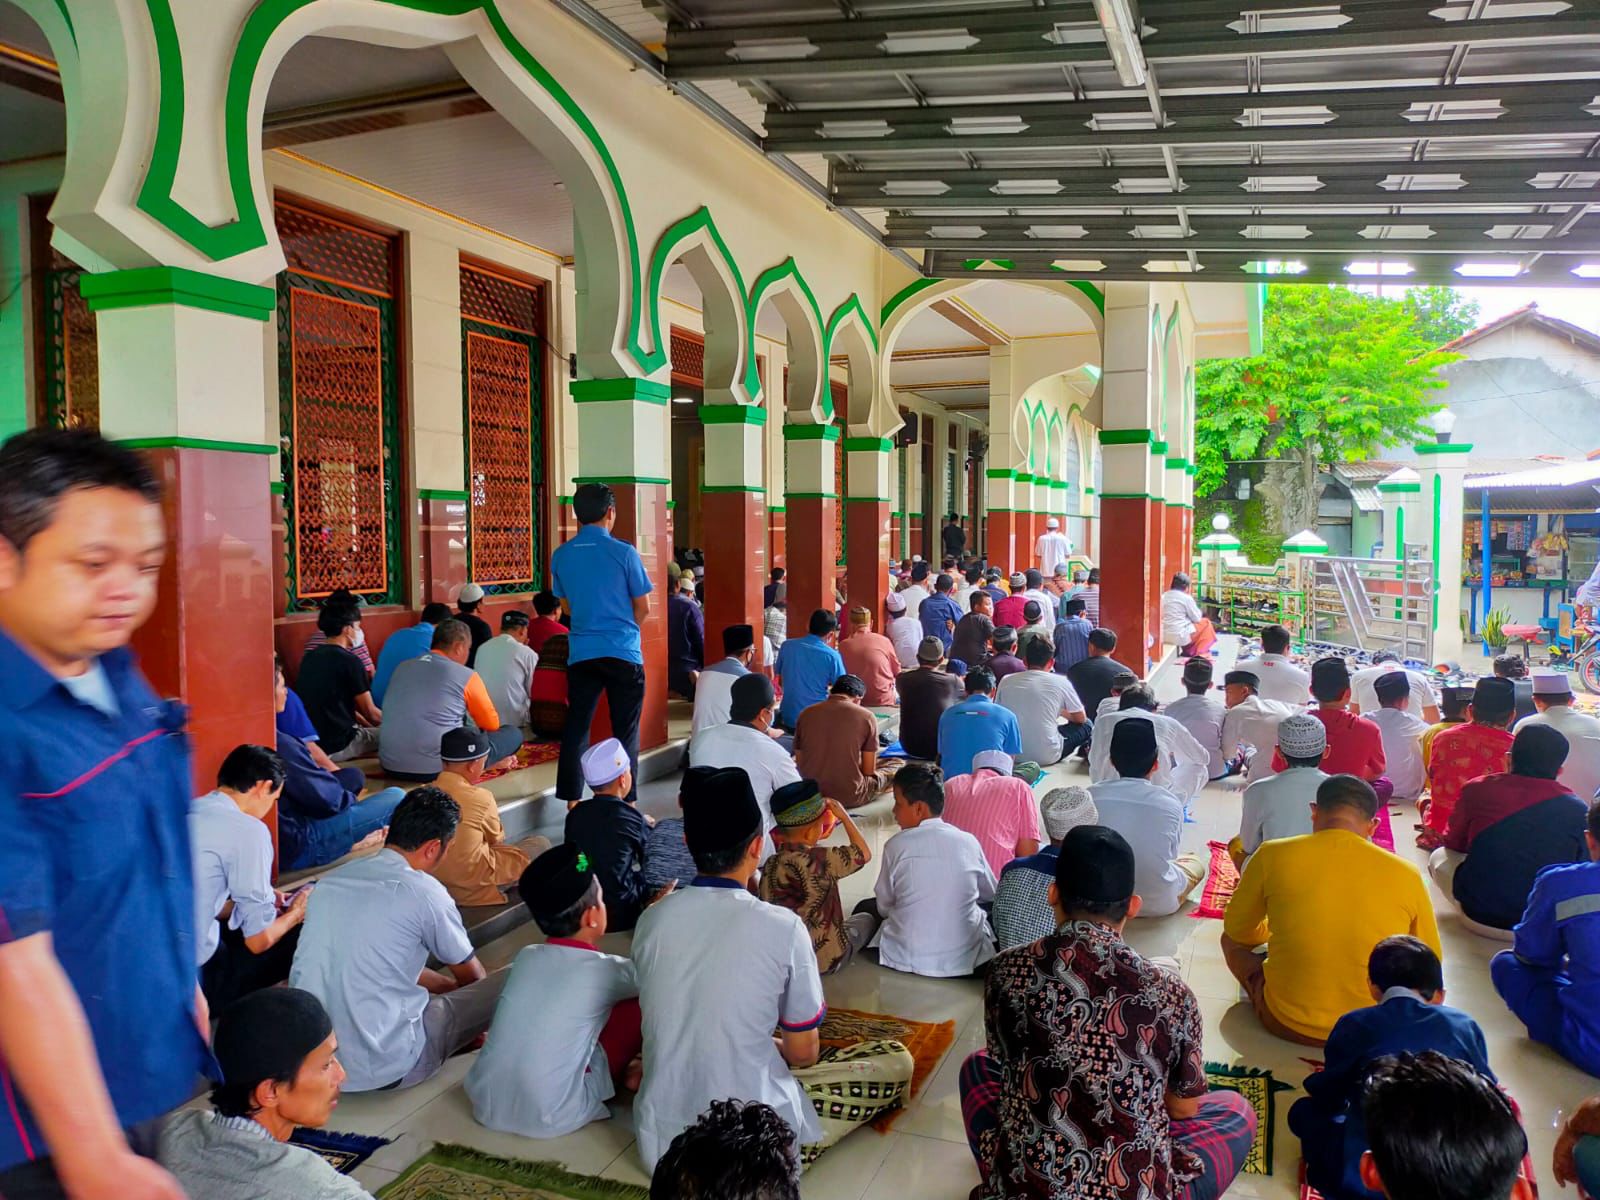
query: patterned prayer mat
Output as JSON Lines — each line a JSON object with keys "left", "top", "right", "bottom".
{"left": 1190, "top": 840, "right": 1239, "bottom": 920}
{"left": 376, "top": 1144, "right": 647, "bottom": 1200}
{"left": 1373, "top": 802, "right": 1397, "bottom": 852}
{"left": 480, "top": 740, "right": 562, "bottom": 781}
{"left": 1204, "top": 1062, "right": 1290, "bottom": 1177}
{"left": 289, "top": 1128, "right": 389, "bottom": 1174}
{"left": 819, "top": 1007, "right": 957, "bottom": 1132}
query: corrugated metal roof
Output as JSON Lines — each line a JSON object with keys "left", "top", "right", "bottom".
{"left": 1468, "top": 460, "right": 1600, "bottom": 489}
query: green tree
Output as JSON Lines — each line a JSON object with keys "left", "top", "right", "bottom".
{"left": 1402, "top": 285, "right": 1481, "bottom": 345}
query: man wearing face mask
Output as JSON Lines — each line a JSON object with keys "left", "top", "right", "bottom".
{"left": 296, "top": 602, "right": 382, "bottom": 762}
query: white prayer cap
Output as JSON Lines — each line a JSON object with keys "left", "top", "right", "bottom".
{"left": 581, "top": 737, "right": 629, "bottom": 787}
{"left": 1532, "top": 669, "right": 1573, "bottom": 696}
{"left": 1046, "top": 518, "right": 1060, "bottom": 530}
{"left": 885, "top": 592, "right": 907, "bottom": 614}
{"left": 1041, "top": 786, "right": 1098, "bottom": 841}
{"left": 972, "top": 749, "right": 1012, "bottom": 774}
{"left": 458, "top": 583, "right": 485, "bottom": 603}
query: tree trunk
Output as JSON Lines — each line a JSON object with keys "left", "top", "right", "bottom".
{"left": 1255, "top": 447, "right": 1319, "bottom": 544}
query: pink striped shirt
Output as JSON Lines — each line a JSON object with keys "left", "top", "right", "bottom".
{"left": 942, "top": 770, "right": 1044, "bottom": 877}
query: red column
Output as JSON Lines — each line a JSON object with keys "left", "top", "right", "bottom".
{"left": 419, "top": 493, "right": 469, "bottom": 604}
{"left": 845, "top": 498, "right": 891, "bottom": 638}
{"left": 786, "top": 496, "right": 836, "bottom": 631}
{"left": 131, "top": 446, "right": 277, "bottom": 793}
{"left": 1165, "top": 503, "right": 1187, "bottom": 581}
{"left": 768, "top": 507, "right": 786, "bottom": 571}
{"left": 986, "top": 510, "right": 1017, "bottom": 574}
{"left": 704, "top": 490, "right": 768, "bottom": 668}
{"left": 609, "top": 482, "right": 671, "bottom": 753}
{"left": 1100, "top": 496, "right": 1155, "bottom": 673}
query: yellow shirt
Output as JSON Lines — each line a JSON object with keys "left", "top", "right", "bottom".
{"left": 1222, "top": 827, "right": 1440, "bottom": 1041}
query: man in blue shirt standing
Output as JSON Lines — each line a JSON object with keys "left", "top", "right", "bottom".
{"left": 938, "top": 665, "right": 1023, "bottom": 778}
{"left": 0, "top": 429, "right": 210, "bottom": 1200}
{"left": 551, "top": 484, "right": 654, "bottom": 806}
{"left": 918, "top": 573, "right": 962, "bottom": 651}
{"left": 773, "top": 608, "right": 846, "bottom": 729}
{"left": 371, "top": 601, "right": 449, "bottom": 705}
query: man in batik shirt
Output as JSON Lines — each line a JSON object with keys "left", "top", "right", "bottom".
{"left": 959, "top": 825, "right": 1256, "bottom": 1200}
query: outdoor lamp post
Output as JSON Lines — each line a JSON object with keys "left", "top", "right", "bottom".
{"left": 1428, "top": 408, "right": 1458, "bottom": 444}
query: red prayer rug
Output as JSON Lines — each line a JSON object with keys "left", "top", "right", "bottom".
{"left": 479, "top": 739, "right": 562, "bottom": 781}
{"left": 1190, "top": 840, "right": 1239, "bottom": 920}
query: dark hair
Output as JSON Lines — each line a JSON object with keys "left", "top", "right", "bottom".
{"left": 1118, "top": 684, "right": 1157, "bottom": 713}
{"left": 830, "top": 673, "right": 866, "bottom": 699}
{"left": 808, "top": 609, "right": 838, "bottom": 637}
{"left": 1064, "top": 597, "right": 1087, "bottom": 616}
{"left": 0, "top": 428, "right": 162, "bottom": 552}
{"left": 1374, "top": 670, "right": 1411, "bottom": 707}
{"left": 1589, "top": 802, "right": 1600, "bottom": 842}
{"left": 894, "top": 762, "right": 945, "bottom": 815}
{"left": 533, "top": 590, "right": 561, "bottom": 616}
{"left": 500, "top": 610, "right": 531, "bottom": 632}
{"left": 217, "top": 744, "right": 286, "bottom": 793}
{"left": 691, "top": 825, "right": 764, "bottom": 876}
{"left": 1441, "top": 688, "right": 1471, "bottom": 722}
{"left": 1087, "top": 567, "right": 1100, "bottom": 584}
{"left": 1361, "top": 1052, "right": 1525, "bottom": 1200}
{"left": 1261, "top": 624, "right": 1291, "bottom": 655}
{"left": 935, "top": 573, "right": 954, "bottom": 594}
{"left": 1283, "top": 751, "right": 1326, "bottom": 770}
{"left": 1109, "top": 671, "right": 1139, "bottom": 692}
{"left": 316, "top": 603, "right": 359, "bottom": 639}
{"left": 1170, "top": 572, "right": 1190, "bottom": 591}
{"left": 1492, "top": 653, "right": 1528, "bottom": 680}
{"left": 723, "top": 626, "right": 754, "bottom": 655}
{"left": 1024, "top": 569, "right": 1043, "bottom": 589}
{"left": 992, "top": 626, "right": 1017, "bottom": 651}
{"left": 1310, "top": 656, "right": 1351, "bottom": 703}
{"left": 1316, "top": 773, "right": 1379, "bottom": 820}
{"left": 1023, "top": 600, "right": 1042, "bottom": 623}
{"left": 420, "top": 602, "right": 451, "bottom": 625}
{"left": 965, "top": 665, "right": 996, "bottom": 696}
{"left": 431, "top": 618, "right": 472, "bottom": 651}
{"left": 1368, "top": 934, "right": 1444, "bottom": 999}
{"left": 456, "top": 594, "right": 482, "bottom": 614}
{"left": 386, "top": 786, "right": 461, "bottom": 851}
{"left": 1088, "top": 628, "right": 1117, "bottom": 652}
{"left": 965, "top": 567, "right": 982, "bottom": 584}
{"left": 1023, "top": 637, "right": 1054, "bottom": 669}
{"left": 650, "top": 1099, "right": 801, "bottom": 1200}
{"left": 573, "top": 482, "right": 616, "bottom": 525}
{"left": 1109, "top": 720, "right": 1159, "bottom": 778}
{"left": 522, "top": 873, "right": 603, "bottom": 938}
{"left": 1057, "top": 893, "right": 1133, "bottom": 923}
{"left": 770, "top": 567, "right": 786, "bottom": 582}
{"left": 1510, "top": 724, "right": 1568, "bottom": 780}
{"left": 211, "top": 1064, "right": 297, "bottom": 1120}
{"left": 1372, "top": 651, "right": 1399, "bottom": 665}
{"left": 730, "top": 673, "right": 776, "bottom": 723}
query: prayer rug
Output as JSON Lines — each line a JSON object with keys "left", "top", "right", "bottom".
{"left": 377, "top": 1144, "right": 647, "bottom": 1200}
{"left": 1373, "top": 803, "right": 1396, "bottom": 852}
{"left": 289, "top": 1128, "right": 389, "bottom": 1174}
{"left": 819, "top": 1007, "right": 957, "bottom": 1132}
{"left": 1204, "top": 1062, "right": 1290, "bottom": 1177}
{"left": 480, "top": 740, "right": 562, "bottom": 781}
{"left": 1190, "top": 840, "right": 1240, "bottom": 920}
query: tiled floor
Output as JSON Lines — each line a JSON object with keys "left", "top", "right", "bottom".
{"left": 335, "top": 652, "right": 1600, "bottom": 1198}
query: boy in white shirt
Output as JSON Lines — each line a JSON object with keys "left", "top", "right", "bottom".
{"left": 1368, "top": 669, "right": 1429, "bottom": 801}
{"left": 466, "top": 844, "right": 641, "bottom": 1139}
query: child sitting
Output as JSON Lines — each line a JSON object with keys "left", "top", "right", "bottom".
{"left": 757, "top": 781, "right": 874, "bottom": 975}
{"left": 465, "top": 843, "right": 642, "bottom": 1139}
{"left": 565, "top": 738, "right": 655, "bottom": 931}
{"left": 1289, "top": 935, "right": 1493, "bottom": 1200}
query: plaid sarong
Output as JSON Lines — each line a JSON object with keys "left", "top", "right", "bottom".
{"left": 796, "top": 1039, "right": 914, "bottom": 1165}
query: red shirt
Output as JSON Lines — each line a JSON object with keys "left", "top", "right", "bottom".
{"left": 1272, "top": 707, "right": 1385, "bottom": 780}
{"left": 839, "top": 630, "right": 901, "bottom": 706}
{"left": 1444, "top": 772, "right": 1574, "bottom": 854}
{"left": 1426, "top": 723, "right": 1515, "bottom": 835}
{"left": 993, "top": 595, "right": 1028, "bottom": 630}
{"left": 526, "top": 615, "right": 568, "bottom": 655}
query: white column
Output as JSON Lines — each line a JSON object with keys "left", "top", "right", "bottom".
{"left": 1415, "top": 441, "right": 1473, "bottom": 662}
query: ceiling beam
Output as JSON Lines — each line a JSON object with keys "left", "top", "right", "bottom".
{"left": 931, "top": 298, "right": 1009, "bottom": 345}
{"left": 887, "top": 211, "right": 1600, "bottom": 239}
{"left": 894, "top": 233, "right": 1600, "bottom": 255}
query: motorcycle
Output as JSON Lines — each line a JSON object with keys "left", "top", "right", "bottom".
{"left": 1551, "top": 612, "right": 1600, "bottom": 695}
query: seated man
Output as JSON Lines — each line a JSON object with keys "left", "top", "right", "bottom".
{"left": 773, "top": 609, "right": 846, "bottom": 730}
{"left": 838, "top": 607, "right": 899, "bottom": 707}
{"left": 1161, "top": 572, "right": 1216, "bottom": 656}
{"left": 191, "top": 745, "right": 310, "bottom": 1010}
{"left": 1067, "top": 626, "right": 1133, "bottom": 718}
{"left": 992, "top": 785, "right": 1099, "bottom": 951}
{"left": 1521, "top": 666, "right": 1600, "bottom": 804}
{"left": 1236, "top": 622, "right": 1311, "bottom": 706}
{"left": 158, "top": 988, "right": 374, "bottom": 1199}
{"left": 943, "top": 749, "right": 1043, "bottom": 878}
{"left": 290, "top": 787, "right": 506, "bottom": 1091}
{"left": 985, "top": 626, "right": 1026, "bottom": 684}
{"left": 993, "top": 574, "right": 1028, "bottom": 629}
{"left": 1422, "top": 675, "right": 1516, "bottom": 847}
{"left": 896, "top": 637, "right": 965, "bottom": 761}
{"left": 1221, "top": 667, "right": 1298, "bottom": 784}
{"left": 297, "top": 601, "right": 381, "bottom": 762}
{"left": 1491, "top": 799, "right": 1600, "bottom": 1077}
{"left": 1431, "top": 724, "right": 1586, "bottom": 937}
{"left": 1290, "top": 936, "right": 1494, "bottom": 1200}
{"left": 793, "top": 675, "right": 892, "bottom": 810}
{"left": 371, "top": 602, "right": 449, "bottom": 706}
{"left": 885, "top": 590, "right": 921, "bottom": 669}
{"left": 432, "top": 728, "right": 550, "bottom": 908}
{"left": 1164, "top": 657, "right": 1230, "bottom": 781}
{"left": 526, "top": 589, "right": 568, "bottom": 654}
{"left": 996, "top": 636, "right": 1090, "bottom": 766}
{"left": 465, "top": 844, "right": 643, "bottom": 1139}
{"left": 1352, "top": 652, "right": 1441, "bottom": 724}
{"left": 937, "top": 666, "right": 1023, "bottom": 778}
{"left": 692, "top": 623, "right": 758, "bottom": 737}
{"left": 380, "top": 618, "right": 523, "bottom": 781}
{"left": 688, "top": 673, "right": 802, "bottom": 853}
{"left": 918, "top": 573, "right": 962, "bottom": 650}
{"left": 856, "top": 763, "right": 996, "bottom": 978}
{"left": 1089, "top": 684, "right": 1211, "bottom": 802}
{"left": 1369, "top": 670, "right": 1429, "bottom": 803}
{"left": 1422, "top": 683, "right": 1471, "bottom": 772}
{"left": 1494, "top": 652, "right": 1537, "bottom": 725}
{"left": 1223, "top": 775, "right": 1441, "bottom": 1047}
{"left": 1231, "top": 713, "right": 1328, "bottom": 869}
{"left": 962, "top": 826, "right": 1256, "bottom": 1200}
{"left": 474, "top": 610, "right": 539, "bottom": 732}
{"left": 1088, "top": 719, "right": 1204, "bottom": 917}
{"left": 632, "top": 767, "right": 913, "bottom": 1170}
{"left": 950, "top": 591, "right": 995, "bottom": 670}
{"left": 1271, "top": 657, "right": 1388, "bottom": 799}
{"left": 566, "top": 737, "right": 656, "bottom": 932}
{"left": 651, "top": 1100, "right": 800, "bottom": 1200}
{"left": 1014, "top": 600, "right": 1054, "bottom": 664}
{"left": 1051, "top": 595, "right": 1092, "bottom": 675}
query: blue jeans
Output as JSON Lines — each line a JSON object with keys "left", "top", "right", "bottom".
{"left": 1491, "top": 950, "right": 1600, "bottom": 1077}
{"left": 283, "top": 787, "right": 406, "bottom": 872}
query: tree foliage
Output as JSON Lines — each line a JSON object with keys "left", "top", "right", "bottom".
{"left": 1192, "top": 285, "right": 1465, "bottom": 497}
{"left": 1401, "top": 285, "right": 1481, "bottom": 346}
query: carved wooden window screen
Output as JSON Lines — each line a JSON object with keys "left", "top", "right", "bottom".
{"left": 670, "top": 327, "right": 704, "bottom": 387}
{"left": 42, "top": 246, "right": 99, "bottom": 430}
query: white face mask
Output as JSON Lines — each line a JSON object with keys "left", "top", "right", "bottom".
{"left": 351, "top": 625, "right": 366, "bottom": 649}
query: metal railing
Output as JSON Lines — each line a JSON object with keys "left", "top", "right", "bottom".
{"left": 1305, "top": 555, "right": 1434, "bottom": 662}
{"left": 1197, "top": 566, "right": 1307, "bottom": 642}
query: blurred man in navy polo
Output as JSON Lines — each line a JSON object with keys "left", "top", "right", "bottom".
{"left": 0, "top": 428, "right": 210, "bottom": 1199}
{"left": 551, "top": 483, "right": 654, "bottom": 806}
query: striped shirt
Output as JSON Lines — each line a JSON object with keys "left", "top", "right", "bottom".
{"left": 943, "top": 769, "right": 1044, "bottom": 877}
{"left": 1052, "top": 616, "right": 1093, "bottom": 673}
{"left": 1078, "top": 585, "right": 1101, "bottom": 626}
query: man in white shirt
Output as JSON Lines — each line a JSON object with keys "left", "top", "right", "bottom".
{"left": 1368, "top": 669, "right": 1429, "bottom": 801}
{"left": 1160, "top": 572, "right": 1216, "bottom": 656}
{"left": 857, "top": 763, "right": 996, "bottom": 977}
{"left": 1231, "top": 713, "right": 1328, "bottom": 868}
{"left": 953, "top": 566, "right": 982, "bottom": 614}
{"left": 996, "top": 636, "right": 1090, "bottom": 764}
{"left": 1518, "top": 668, "right": 1600, "bottom": 802}
{"left": 885, "top": 590, "right": 923, "bottom": 669}
{"left": 1088, "top": 685, "right": 1211, "bottom": 802}
{"left": 899, "top": 563, "right": 932, "bottom": 620}
{"left": 691, "top": 624, "right": 757, "bottom": 737}
{"left": 1019, "top": 569, "right": 1056, "bottom": 625}
{"left": 1034, "top": 518, "right": 1072, "bottom": 579}
{"left": 1351, "top": 652, "right": 1440, "bottom": 723}
{"left": 687, "top": 672, "right": 801, "bottom": 856}
{"left": 1235, "top": 624, "right": 1312, "bottom": 706}
{"left": 474, "top": 610, "right": 539, "bottom": 731}
{"left": 1221, "top": 669, "right": 1298, "bottom": 783}
{"left": 632, "top": 768, "right": 912, "bottom": 1170}
{"left": 1163, "top": 657, "right": 1232, "bottom": 780}
{"left": 1088, "top": 718, "right": 1204, "bottom": 916}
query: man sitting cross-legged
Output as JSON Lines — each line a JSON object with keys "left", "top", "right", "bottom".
{"left": 938, "top": 665, "right": 1023, "bottom": 779}
{"left": 942, "top": 748, "right": 1043, "bottom": 880}
{"left": 430, "top": 728, "right": 550, "bottom": 908}
{"left": 691, "top": 623, "right": 758, "bottom": 737}
{"left": 1368, "top": 670, "right": 1430, "bottom": 804}
{"left": 1421, "top": 675, "right": 1516, "bottom": 849}
{"left": 794, "top": 674, "right": 894, "bottom": 810}
{"left": 962, "top": 825, "right": 1257, "bottom": 1200}
{"left": 1271, "top": 657, "right": 1388, "bottom": 798}
{"left": 996, "top": 635, "right": 1090, "bottom": 767}
{"left": 290, "top": 787, "right": 506, "bottom": 1091}
{"left": 1089, "top": 684, "right": 1211, "bottom": 803}
{"left": 158, "top": 988, "right": 374, "bottom": 1199}
{"left": 631, "top": 766, "right": 913, "bottom": 1171}
{"left": 1220, "top": 667, "right": 1297, "bottom": 784}
{"left": 1223, "top": 775, "right": 1441, "bottom": 1047}
{"left": 1089, "top": 717, "right": 1206, "bottom": 917}
{"left": 688, "top": 672, "right": 802, "bottom": 858}
{"left": 1229, "top": 713, "right": 1329, "bottom": 870}
{"left": 379, "top": 618, "right": 522, "bottom": 782}
{"left": 992, "top": 785, "right": 1100, "bottom": 951}
{"left": 465, "top": 843, "right": 643, "bottom": 1140}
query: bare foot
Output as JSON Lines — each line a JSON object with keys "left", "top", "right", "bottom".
{"left": 354, "top": 827, "right": 387, "bottom": 853}
{"left": 622, "top": 1057, "right": 644, "bottom": 1092}
{"left": 490, "top": 754, "right": 519, "bottom": 772}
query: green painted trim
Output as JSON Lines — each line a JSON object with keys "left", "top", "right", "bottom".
{"left": 1099, "top": 429, "right": 1153, "bottom": 446}
{"left": 699, "top": 403, "right": 767, "bottom": 425}
{"left": 819, "top": 294, "right": 880, "bottom": 422}
{"left": 558, "top": 495, "right": 573, "bottom": 505}
{"left": 1168, "top": 501, "right": 1193, "bottom": 509}
{"left": 1046, "top": 276, "right": 1107, "bottom": 313}
{"left": 1099, "top": 491, "right": 1156, "bottom": 501}
{"left": 1431, "top": 473, "right": 1442, "bottom": 632}
{"left": 701, "top": 484, "right": 765, "bottom": 494}
{"left": 1048, "top": 479, "right": 1069, "bottom": 489}
{"left": 418, "top": 488, "right": 469, "bottom": 501}
{"left": 1184, "top": 463, "right": 1197, "bottom": 477}
{"left": 1283, "top": 544, "right": 1328, "bottom": 555}
{"left": 80, "top": 267, "right": 276, "bottom": 320}
{"left": 844, "top": 495, "right": 892, "bottom": 504}
{"left": 1015, "top": 472, "right": 1035, "bottom": 484}
{"left": 880, "top": 278, "right": 943, "bottom": 324}
{"left": 1414, "top": 442, "right": 1474, "bottom": 455}
{"left": 1165, "top": 456, "right": 1191, "bottom": 470}
{"left": 1247, "top": 282, "right": 1266, "bottom": 358}
{"left": 906, "top": 511, "right": 923, "bottom": 518}
{"left": 769, "top": 505, "right": 786, "bottom": 513}
{"left": 268, "top": 480, "right": 285, "bottom": 495}
{"left": 747, "top": 256, "right": 824, "bottom": 408}
{"left": 117, "top": 436, "right": 276, "bottom": 455}
{"left": 641, "top": 207, "right": 758, "bottom": 399}
{"left": 985, "top": 467, "right": 1019, "bottom": 480}
{"left": 1085, "top": 486, "right": 1097, "bottom": 495}
{"left": 782, "top": 423, "right": 841, "bottom": 442}
{"left": 570, "top": 378, "right": 671, "bottom": 404}
{"left": 1205, "top": 539, "right": 1242, "bottom": 550}
{"left": 665, "top": 500, "right": 676, "bottom": 510}
{"left": 1377, "top": 481, "right": 1422, "bottom": 494}
{"left": 842, "top": 436, "right": 893, "bottom": 452}
{"left": 786, "top": 491, "right": 839, "bottom": 500}
{"left": 573, "top": 474, "right": 671, "bottom": 486}
{"left": 1394, "top": 505, "right": 1405, "bottom": 563}
{"left": 1149, "top": 440, "right": 1168, "bottom": 455}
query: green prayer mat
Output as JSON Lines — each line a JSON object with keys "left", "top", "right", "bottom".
{"left": 1204, "top": 1062, "right": 1291, "bottom": 1177}
{"left": 377, "top": 1144, "right": 648, "bottom": 1200}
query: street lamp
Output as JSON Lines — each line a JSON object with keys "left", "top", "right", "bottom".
{"left": 1428, "top": 408, "right": 1457, "bottom": 444}
{"left": 1212, "top": 513, "right": 1230, "bottom": 532}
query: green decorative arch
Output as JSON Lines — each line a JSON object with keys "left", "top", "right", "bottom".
{"left": 1045, "top": 409, "right": 1064, "bottom": 481}
{"left": 640, "top": 206, "right": 758, "bottom": 400}
{"left": 1162, "top": 304, "right": 1182, "bottom": 442}
{"left": 746, "top": 256, "right": 824, "bottom": 409}
{"left": 821, "top": 294, "right": 878, "bottom": 424}
{"left": 880, "top": 276, "right": 1104, "bottom": 327}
